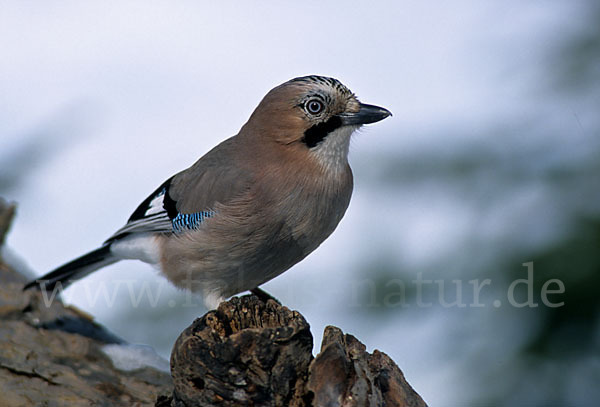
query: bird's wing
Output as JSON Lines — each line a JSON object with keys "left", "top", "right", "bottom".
{"left": 104, "top": 136, "right": 252, "bottom": 243}
{"left": 104, "top": 177, "right": 176, "bottom": 242}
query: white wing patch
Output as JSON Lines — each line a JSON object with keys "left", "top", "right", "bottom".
{"left": 104, "top": 181, "right": 214, "bottom": 244}
{"left": 144, "top": 188, "right": 166, "bottom": 216}
{"left": 104, "top": 187, "right": 173, "bottom": 242}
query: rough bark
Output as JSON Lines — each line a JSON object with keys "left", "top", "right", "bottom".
{"left": 0, "top": 198, "right": 426, "bottom": 407}
{"left": 164, "top": 297, "right": 427, "bottom": 407}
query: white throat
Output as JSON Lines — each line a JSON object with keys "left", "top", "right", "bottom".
{"left": 309, "top": 125, "right": 357, "bottom": 173}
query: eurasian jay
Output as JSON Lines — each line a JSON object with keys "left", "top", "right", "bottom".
{"left": 24, "top": 75, "right": 391, "bottom": 308}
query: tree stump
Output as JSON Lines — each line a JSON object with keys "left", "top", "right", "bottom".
{"left": 164, "top": 296, "right": 427, "bottom": 407}
{"left": 0, "top": 198, "right": 426, "bottom": 406}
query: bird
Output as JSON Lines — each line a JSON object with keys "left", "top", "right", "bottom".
{"left": 24, "top": 75, "right": 391, "bottom": 308}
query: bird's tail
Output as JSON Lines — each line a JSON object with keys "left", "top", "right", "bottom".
{"left": 23, "top": 245, "right": 118, "bottom": 292}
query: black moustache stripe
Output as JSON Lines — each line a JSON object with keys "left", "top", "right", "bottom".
{"left": 302, "top": 115, "right": 343, "bottom": 148}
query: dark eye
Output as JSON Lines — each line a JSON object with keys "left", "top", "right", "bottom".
{"left": 306, "top": 99, "right": 324, "bottom": 115}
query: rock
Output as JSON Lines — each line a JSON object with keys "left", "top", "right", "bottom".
{"left": 0, "top": 198, "right": 173, "bottom": 407}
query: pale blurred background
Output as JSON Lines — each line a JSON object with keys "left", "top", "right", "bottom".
{"left": 2, "top": 1, "right": 599, "bottom": 406}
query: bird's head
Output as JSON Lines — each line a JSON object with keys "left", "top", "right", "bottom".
{"left": 240, "top": 75, "right": 391, "bottom": 171}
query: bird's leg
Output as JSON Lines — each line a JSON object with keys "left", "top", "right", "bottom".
{"left": 250, "top": 287, "right": 281, "bottom": 305}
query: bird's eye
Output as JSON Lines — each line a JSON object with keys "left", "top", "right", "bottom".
{"left": 306, "top": 99, "right": 324, "bottom": 115}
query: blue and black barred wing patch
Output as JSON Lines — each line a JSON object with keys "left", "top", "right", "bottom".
{"left": 172, "top": 211, "right": 215, "bottom": 233}
{"left": 105, "top": 177, "right": 215, "bottom": 243}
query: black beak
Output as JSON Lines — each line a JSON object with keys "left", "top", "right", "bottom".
{"left": 340, "top": 103, "right": 392, "bottom": 126}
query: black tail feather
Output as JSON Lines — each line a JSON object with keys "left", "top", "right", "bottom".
{"left": 23, "top": 245, "right": 116, "bottom": 291}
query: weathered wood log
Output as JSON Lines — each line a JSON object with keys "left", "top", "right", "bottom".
{"left": 164, "top": 297, "right": 427, "bottom": 407}
{"left": 167, "top": 297, "right": 313, "bottom": 407}
{"left": 0, "top": 198, "right": 426, "bottom": 406}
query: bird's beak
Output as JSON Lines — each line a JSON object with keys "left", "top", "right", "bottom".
{"left": 340, "top": 103, "right": 392, "bottom": 126}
